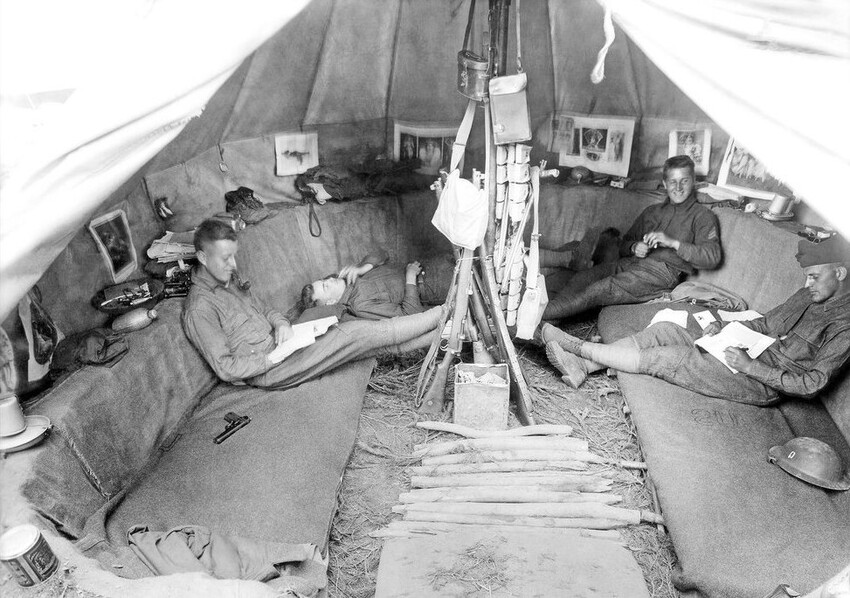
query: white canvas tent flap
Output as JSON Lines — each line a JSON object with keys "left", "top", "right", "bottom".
{"left": 0, "top": 0, "right": 310, "bottom": 320}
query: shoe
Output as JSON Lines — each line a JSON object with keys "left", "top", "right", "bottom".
{"left": 545, "top": 341, "right": 588, "bottom": 389}
{"left": 568, "top": 227, "right": 601, "bottom": 270}
{"left": 540, "top": 323, "right": 583, "bottom": 354}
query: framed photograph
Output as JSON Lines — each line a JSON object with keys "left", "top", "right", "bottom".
{"left": 553, "top": 113, "right": 636, "bottom": 177}
{"left": 274, "top": 131, "right": 319, "bottom": 177}
{"left": 550, "top": 114, "right": 576, "bottom": 154}
{"left": 717, "top": 138, "right": 794, "bottom": 201}
{"left": 668, "top": 128, "right": 711, "bottom": 176}
{"left": 88, "top": 209, "right": 137, "bottom": 283}
{"left": 393, "top": 122, "right": 461, "bottom": 176}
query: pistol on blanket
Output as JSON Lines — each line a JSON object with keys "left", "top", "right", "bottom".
{"left": 214, "top": 412, "right": 251, "bottom": 444}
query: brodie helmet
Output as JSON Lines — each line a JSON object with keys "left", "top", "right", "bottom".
{"left": 768, "top": 437, "right": 850, "bottom": 491}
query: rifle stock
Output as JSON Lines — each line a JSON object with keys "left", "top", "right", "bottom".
{"left": 419, "top": 350, "right": 454, "bottom": 414}
{"left": 419, "top": 247, "right": 475, "bottom": 414}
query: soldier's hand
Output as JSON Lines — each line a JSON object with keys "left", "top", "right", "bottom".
{"left": 339, "top": 263, "right": 372, "bottom": 285}
{"left": 633, "top": 241, "right": 651, "bottom": 258}
{"left": 405, "top": 261, "right": 422, "bottom": 284}
{"left": 701, "top": 321, "right": 723, "bottom": 337}
{"left": 644, "top": 231, "right": 680, "bottom": 250}
{"left": 724, "top": 346, "right": 753, "bottom": 373}
{"left": 275, "top": 321, "right": 294, "bottom": 345}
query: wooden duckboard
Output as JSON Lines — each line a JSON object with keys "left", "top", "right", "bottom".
{"left": 374, "top": 525, "right": 651, "bottom": 597}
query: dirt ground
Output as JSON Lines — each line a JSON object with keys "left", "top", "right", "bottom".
{"left": 326, "top": 328, "right": 680, "bottom": 598}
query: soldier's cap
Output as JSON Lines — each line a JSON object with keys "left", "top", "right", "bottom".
{"left": 796, "top": 234, "right": 850, "bottom": 268}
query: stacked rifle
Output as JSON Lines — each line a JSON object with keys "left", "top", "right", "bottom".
{"left": 372, "top": 422, "right": 660, "bottom": 538}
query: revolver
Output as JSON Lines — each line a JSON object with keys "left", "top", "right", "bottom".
{"left": 214, "top": 412, "right": 251, "bottom": 444}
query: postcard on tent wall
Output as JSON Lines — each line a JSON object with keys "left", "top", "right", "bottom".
{"left": 553, "top": 113, "right": 635, "bottom": 177}
{"left": 393, "top": 122, "right": 461, "bottom": 176}
{"left": 89, "top": 209, "right": 137, "bottom": 283}
{"left": 717, "top": 138, "right": 794, "bottom": 201}
{"left": 275, "top": 132, "right": 319, "bottom": 177}
{"left": 668, "top": 128, "right": 711, "bottom": 176}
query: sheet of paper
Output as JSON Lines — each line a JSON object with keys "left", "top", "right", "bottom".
{"left": 298, "top": 316, "right": 338, "bottom": 337}
{"left": 693, "top": 310, "right": 716, "bottom": 330}
{"left": 268, "top": 316, "right": 338, "bottom": 364}
{"left": 693, "top": 321, "right": 775, "bottom": 373}
{"left": 648, "top": 308, "right": 689, "bottom": 329}
{"left": 718, "top": 309, "right": 763, "bottom": 322}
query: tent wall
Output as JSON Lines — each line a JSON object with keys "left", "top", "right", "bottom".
{"left": 0, "top": 0, "right": 314, "bottom": 321}
{"left": 5, "top": 0, "right": 837, "bottom": 339}
{"left": 605, "top": 0, "right": 850, "bottom": 236}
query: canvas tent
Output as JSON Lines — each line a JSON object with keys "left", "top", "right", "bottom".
{"left": 1, "top": 0, "right": 850, "bottom": 325}
{"left": 2, "top": 2, "right": 850, "bottom": 596}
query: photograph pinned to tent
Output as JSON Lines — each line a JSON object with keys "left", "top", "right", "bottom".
{"left": 274, "top": 132, "right": 319, "bottom": 177}
{"left": 668, "top": 128, "right": 712, "bottom": 176}
{"left": 88, "top": 209, "right": 137, "bottom": 283}
{"left": 16, "top": 287, "right": 64, "bottom": 386}
{"left": 553, "top": 113, "right": 635, "bottom": 177}
{"left": 393, "top": 122, "right": 461, "bottom": 176}
{"left": 717, "top": 138, "right": 794, "bottom": 202}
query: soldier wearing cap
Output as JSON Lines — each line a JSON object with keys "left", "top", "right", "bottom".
{"left": 544, "top": 234, "right": 850, "bottom": 405}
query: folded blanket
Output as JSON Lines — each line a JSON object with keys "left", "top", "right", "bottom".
{"left": 128, "top": 525, "right": 327, "bottom": 597}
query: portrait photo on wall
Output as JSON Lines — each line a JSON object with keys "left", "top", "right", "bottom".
{"left": 274, "top": 131, "right": 319, "bottom": 177}
{"left": 551, "top": 113, "right": 635, "bottom": 177}
{"left": 668, "top": 128, "right": 712, "bottom": 176}
{"left": 393, "top": 122, "right": 461, "bottom": 176}
{"left": 717, "top": 138, "right": 794, "bottom": 201}
{"left": 88, "top": 209, "right": 137, "bottom": 283}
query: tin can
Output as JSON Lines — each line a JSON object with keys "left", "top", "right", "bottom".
{"left": 457, "top": 50, "right": 489, "bottom": 100}
{"left": 0, "top": 525, "right": 59, "bottom": 587}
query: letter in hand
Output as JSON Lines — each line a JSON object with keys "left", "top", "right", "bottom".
{"left": 643, "top": 231, "right": 680, "bottom": 251}
{"left": 723, "top": 346, "right": 753, "bottom": 373}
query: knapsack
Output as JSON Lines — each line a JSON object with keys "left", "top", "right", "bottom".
{"left": 49, "top": 328, "right": 128, "bottom": 379}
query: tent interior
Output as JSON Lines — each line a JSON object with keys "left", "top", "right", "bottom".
{"left": 1, "top": 1, "right": 849, "bottom": 597}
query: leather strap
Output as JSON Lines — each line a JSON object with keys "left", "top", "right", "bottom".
{"left": 308, "top": 201, "right": 322, "bottom": 237}
{"left": 462, "top": 0, "right": 477, "bottom": 52}
{"left": 451, "top": 99, "right": 477, "bottom": 172}
{"left": 525, "top": 165, "right": 540, "bottom": 290}
{"left": 516, "top": 0, "right": 523, "bottom": 73}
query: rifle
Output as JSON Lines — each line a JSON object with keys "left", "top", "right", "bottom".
{"left": 419, "top": 247, "right": 475, "bottom": 414}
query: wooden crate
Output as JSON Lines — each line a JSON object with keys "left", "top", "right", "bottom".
{"left": 453, "top": 363, "right": 509, "bottom": 431}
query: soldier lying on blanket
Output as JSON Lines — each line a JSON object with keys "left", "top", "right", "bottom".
{"left": 542, "top": 234, "right": 850, "bottom": 405}
{"left": 182, "top": 219, "right": 443, "bottom": 390}
{"left": 299, "top": 250, "right": 426, "bottom": 321}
